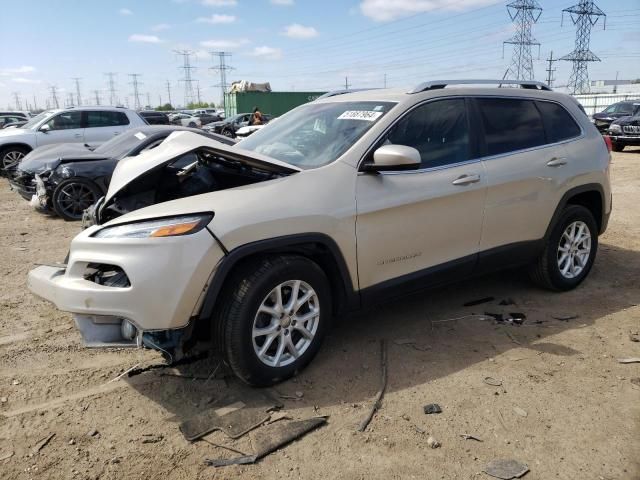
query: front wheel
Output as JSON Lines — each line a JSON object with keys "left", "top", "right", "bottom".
{"left": 0, "top": 146, "right": 29, "bottom": 173}
{"left": 52, "top": 178, "right": 102, "bottom": 221}
{"left": 611, "top": 141, "right": 625, "bottom": 152}
{"left": 529, "top": 205, "right": 598, "bottom": 291}
{"left": 215, "top": 255, "right": 331, "bottom": 386}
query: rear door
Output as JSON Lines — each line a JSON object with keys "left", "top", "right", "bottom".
{"left": 83, "top": 111, "right": 131, "bottom": 146}
{"left": 474, "top": 97, "right": 577, "bottom": 258}
{"left": 35, "top": 111, "right": 83, "bottom": 146}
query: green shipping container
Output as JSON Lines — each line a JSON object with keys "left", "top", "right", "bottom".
{"left": 224, "top": 91, "right": 327, "bottom": 117}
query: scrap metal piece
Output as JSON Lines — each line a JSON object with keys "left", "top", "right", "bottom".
{"left": 357, "top": 339, "right": 387, "bottom": 432}
{"left": 180, "top": 390, "right": 282, "bottom": 441}
{"left": 484, "top": 377, "right": 503, "bottom": 387}
{"left": 423, "top": 404, "right": 442, "bottom": 414}
{"left": 484, "top": 459, "right": 529, "bottom": 479}
{"left": 460, "top": 433, "right": 483, "bottom": 442}
{"left": 618, "top": 358, "right": 640, "bottom": 364}
{"left": 205, "top": 417, "right": 327, "bottom": 467}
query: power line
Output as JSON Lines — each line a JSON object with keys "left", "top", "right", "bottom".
{"left": 72, "top": 77, "right": 82, "bottom": 106}
{"left": 560, "top": 0, "right": 607, "bottom": 94}
{"left": 174, "top": 49, "right": 197, "bottom": 107}
{"left": 105, "top": 72, "right": 118, "bottom": 106}
{"left": 503, "top": 1, "right": 543, "bottom": 80}
{"left": 128, "top": 73, "right": 143, "bottom": 110}
{"left": 196, "top": 81, "right": 202, "bottom": 104}
{"left": 210, "top": 52, "right": 233, "bottom": 112}
{"left": 166, "top": 80, "right": 172, "bottom": 106}
{"left": 93, "top": 90, "right": 101, "bottom": 106}
{"left": 146, "top": 92, "right": 151, "bottom": 108}
{"left": 12, "top": 92, "right": 22, "bottom": 110}
{"left": 66, "top": 92, "right": 75, "bottom": 108}
{"left": 344, "top": 76, "right": 351, "bottom": 90}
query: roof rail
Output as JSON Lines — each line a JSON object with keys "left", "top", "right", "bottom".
{"left": 408, "top": 79, "right": 552, "bottom": 94}
{"left": 316, "top": 88, "right": 380, "bottom": 100}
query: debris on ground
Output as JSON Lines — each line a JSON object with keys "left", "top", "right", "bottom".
{"left": 32, "top": 433, "right": 55, "bottom": 453}
{"left": 484, "top": 313, "right": 526, "bottom": 326}
{"left": 617, "top": 358, "right": 640, "bottom": 364}
{"left": 426, "top": 436, "right": 441, "bottom": 448}
{"left": 141, "top": 434, "right": 163, "bottom": 444}
{"left": 0, "top": 451, "right": 14, "bottom": 461}
{"left": 180, "top": 390, "right": 282, "bottom": 441}
{"left": 0, "top": 396, "right": 7, "bottom": 403}
{"left": 266, "top": 411, "right": 291, "bottom": 425}
{"left": 512, "top": 407, "right": 528, "bottom": 417}
{"left": 552, "top": 314, "right": 579, "bottom": 321}
{"left": 357, "top": 339, "right": 387, "bottom": 433}
{"left": 412, "top": 425, "right": 426, "bottom": 435}
{"left": 629, "top": 332, "right": 639, "bottom": 343}
{"left": 423, "top": 404, "right": 442, "bottom": 414}
{"left": 499, "top": 298, "right": 516, "bottom": 306}
{"left": 205, "top": 416, "right": 327, "bottom": 467}
{"left": 460, "top": 434, "right": 482, "bottom": 442}
{"left": 484, "top": 459, "right": 529, "bottom": 479}
{"left": 484, "top": 377, "right": 503, "bottom": 387}
{"left": 464, "top": 297, "right": 495, "bottom": 307}
{"left": 87, "top": 428, "right": 98, "bottom": 437}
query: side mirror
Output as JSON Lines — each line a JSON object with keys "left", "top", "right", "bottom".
{"left": 40, "top": 124, "right": 51, "bottom": 133}
{"left": 362, "top": 144, "right": 421, "bottom": 172}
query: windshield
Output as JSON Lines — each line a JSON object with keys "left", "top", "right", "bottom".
{"left": 94, "top": 130, "right": 155, "bottom": 158}
{"left": 238, "top": 101, "right": 395, "bottom": 169}
{"left": 20, "top": 111, "right": 54, "bottom": 129}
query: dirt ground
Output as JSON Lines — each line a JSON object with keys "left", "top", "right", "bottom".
{"left": 1, "top": 149, "right": 639, "bottom": 480}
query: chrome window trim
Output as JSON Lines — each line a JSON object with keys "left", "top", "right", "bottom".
{"left": 358, "top": 95, "right": 585, "bottom": 174}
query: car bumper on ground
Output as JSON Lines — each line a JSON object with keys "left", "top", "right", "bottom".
{"left": 27, "top": 225, "right": 225, "bottom": 348}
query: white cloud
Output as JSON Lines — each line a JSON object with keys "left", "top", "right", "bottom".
{"left": 251, "top": 46, "right": 283, "bottom": 60}
{"left": 196, "top": 14, "right": 236, "bottom": 24}
{"left": 201, "top": 0, "right": 237, "bottom": 6}
{"left": 359, "top": 0, "right": 496, "bottom": 22}
{"left": 199, "top": 38, "right": 249, "bottom": 49}
{"left": 283, "top": 23, "right": 318, "bottom": 39}
{"left": 11, "top": 78, "right": 41, "bottom": 84}
{"left": 0, "top": 66, "right": 36, "bottom": 76}
{"left": 129, "top": 34, "right": 162, "bottom": 43}
{"left": 151, "top": 23, "right": 171, "bottom": 31}
{"left": 119, "top": 8, "right": 133, "bottom": 15}
{"left": 271, "top": 0, "right": 294, "bottom": 5}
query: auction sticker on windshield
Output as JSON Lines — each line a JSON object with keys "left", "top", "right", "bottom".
{"left": 337, "top": 110, "right": 384, "bottom": 121}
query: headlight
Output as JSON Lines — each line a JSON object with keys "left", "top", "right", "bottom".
{"left": 609, "top": 124, "right": 622, "bottom": 133}
{"left": 92, "top": 214, "right": 213, "bottom": 239}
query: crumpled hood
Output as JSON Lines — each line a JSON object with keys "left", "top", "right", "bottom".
{"left": 18, "top": 143, "right": 105, "bottom": 173}
{"left": 104, "top": 130, "right": 300, "bottom": 204}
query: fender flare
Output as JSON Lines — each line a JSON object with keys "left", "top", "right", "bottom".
{"left": 544, "top": 183, "right": 606, "bottom": 239}
{"left": 198, "top": 233, "right": 359, "bottom": 321}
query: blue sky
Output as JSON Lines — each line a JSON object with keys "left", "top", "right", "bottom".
{"left": 1, "top": 0, "right": 638, "bottom": 109}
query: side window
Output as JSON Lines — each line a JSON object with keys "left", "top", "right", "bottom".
{"left": 476, "top": 98, "right": 546, "bottom": 156}
{"left": 87, "top": 111, "right": 130, "bottom": 128}
{"left": 604, "top": 104, "right": 618, "bottom": 114}
{"left": 44, "top": 111, "right": 82, "bottom": 131}
{"left": 536, "top": 101, "right": 581, "bottom": 143}
{"left": 619, "top": 104, "right": 633, "bottom": 115}
{"left": 383, "top": 98, "right": 470, "bottom": 168}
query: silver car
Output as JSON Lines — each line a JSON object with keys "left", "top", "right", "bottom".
{"left": 28, "top": 80, "right": 612, "bottom": 386}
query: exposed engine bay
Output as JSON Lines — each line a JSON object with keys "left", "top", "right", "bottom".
{"left": 96, "top": 148, "right": 290, "bottom": 224}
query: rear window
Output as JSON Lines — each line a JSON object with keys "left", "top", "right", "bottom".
{"left": 87, "top": 111, "right": 130, "bottom": 128}
{"left": 536, "top": 101, "right": 581, "bottom": 143}
{"left": 476, "top": 98, "right": 546, "bottom": 156}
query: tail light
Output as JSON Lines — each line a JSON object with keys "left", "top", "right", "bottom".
{"left": 603, "top": 135, "right": 612, "bottom": 153}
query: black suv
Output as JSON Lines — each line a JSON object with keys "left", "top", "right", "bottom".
{"left": 608, "top": 104, "right": 640, "bottom": 151}
{"left": 139, "top": 111, "right": 170, "bottom": 125}
{"left": 592, "top": 100, "right": 640, "bottom": 132}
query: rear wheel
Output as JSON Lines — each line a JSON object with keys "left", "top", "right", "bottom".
{"left": 529, "top": 205, "right": 598, "bottom": 291}
{"left": 52, "top": 178, "right": 102, "bottom": 221}
{"left": 0, "top": 146, "right": 29, "bottom": 173}
{"left": 215, "top": 255, "right": 331, "bottom": 386}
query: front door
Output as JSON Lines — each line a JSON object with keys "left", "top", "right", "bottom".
{"left": 35, "top": 111, "right": 83, "bottom": 147}
{"left": 355, "top": 98, "right": 487, "bottom": 299}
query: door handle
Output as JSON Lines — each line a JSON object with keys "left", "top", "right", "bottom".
{"left": 113, "top": 132, "right": 120, "bottom": 136}
{"left": 452, "top": 174, "right": 481, "bottom": 186}
{"left": 546, "top": 157, "right": 567, "bottom": 167}
{"left": 74, "top": 133, "right": 82, "bottom": 138}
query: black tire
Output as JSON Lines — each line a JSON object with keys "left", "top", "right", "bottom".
{"left": 221, "top": 128, "right": 234, "bottom": 138}
{"left": 52, "top": 178, "right": 102, "bottom": 221}
{"left": 214, "top": 255, "right": 331, "bottom": 386}
{"left": 611, "top": 141, "right": 625, "bottom": 152}
{"left": 529, "top": 205, "right": 599, "bottom": 291}
{"left": 0, "top": 146, "right": 29, "bottom": 173}
{"left": 188, "top": 122, "right": 197, "bottom": 128}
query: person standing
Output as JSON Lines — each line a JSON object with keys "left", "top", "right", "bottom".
{"left": 250, "top": 106, "right": 263, "bottom": 126}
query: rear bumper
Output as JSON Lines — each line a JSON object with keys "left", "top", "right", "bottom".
{"left": 28, "top": 226, "right": 225, "bottom": 346}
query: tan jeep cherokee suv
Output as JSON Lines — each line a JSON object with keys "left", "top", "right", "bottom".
{"left": 28, "top": 80, "right": 612, "bottom": 386}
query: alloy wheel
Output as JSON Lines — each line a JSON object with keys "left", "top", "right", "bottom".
{"left": 557, "top": 220, "right": 591, "bottom": 279}
{"left": 252, "top": 280, "right": 320, "bottom": 368}
{"left": 2, "top": 150, "right": 25, "bottom": 170}
{"left": 56, "top": 183, "right": 98, "bottom": 219}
